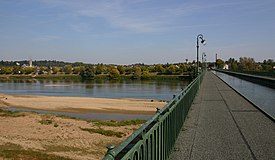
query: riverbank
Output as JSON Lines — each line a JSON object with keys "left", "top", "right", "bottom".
{"left": 0, "top": 94, "right": 166, "bottom": 115}
{"left": 0, "top": 110, "right": 145, "bottom": 160}
{"left": 0, "top": 94, "right": 166, "bottom": 159}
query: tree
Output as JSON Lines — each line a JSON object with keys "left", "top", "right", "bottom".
{"left": 2, "top": 67, "right": 13, "bottom": 74}
{"left": 262, "top": 59, "right": 274, "bottom": 71}
{"left": 80, "top": 66, "right": 95, "bottom": 80}
{"left": 38, "top": 67, "right": 46, "bottom": 75}
{"left": 216, "top": 59, "right": 225, "bottom": 69}
{"left": 141, "top": 70, "right": 150, "bottom": 79}
{"left": 109, "top": 68, "right": 120, "bottom": 79}
{"left": 238, "top": 57, "right": 255, "bottom": 71}
{"left": 177, "top": 64, "right": 187, "bottom": 74}
{"left": 52, "top": 67, "right": 59, "bottom": 74}
{"left": 63, "top": 65, "right": 72, "bottom": 74}
{"left": 95, "top": 63, "right": 106, "bottom": 75}
{"left": 124, "top": 66, "right": 133, "bottom": 74}
{"left": 166, "top": 64, "right": 177, "bottom": 74}
{"left": 72, "top": 67, "right": 81, "bottom": 74}
{"left": 132, "top": 67, "right": 142, "bottom": 79}
{"left": 23, "top": 67, "right": 35, "bottom": 74}
{"left": 117, "top": 65, "right": 125, "bottom": 74}
{"left": 227, "top": 58, "right": 238, "bottom": 71}
{"left": 155, "top": 64, "right": 165, "bottom": 74}
{"left": 12, "top": 66, "right": 22, "bottom": 74}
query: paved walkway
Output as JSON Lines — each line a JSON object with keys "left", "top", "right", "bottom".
{"left": 169, "top": 71, "right": 275, "bottom": 160}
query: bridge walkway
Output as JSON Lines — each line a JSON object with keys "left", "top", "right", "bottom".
{"left": 169, "top": 71, "right": 275, "bottom": 160}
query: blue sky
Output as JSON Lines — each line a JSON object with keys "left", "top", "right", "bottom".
{"left": 0, "top": 0, "right": 274, "bottom": 64}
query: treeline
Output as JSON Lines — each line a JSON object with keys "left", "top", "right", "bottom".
{"left": 0, "top": 60, "right": 196, "bottom": 80}
{"left": 215, "top": 57, "right": 275, "bottom": 77}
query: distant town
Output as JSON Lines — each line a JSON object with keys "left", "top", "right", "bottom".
{"left": 0, "top": 57, "right": 274, "bottom": 80}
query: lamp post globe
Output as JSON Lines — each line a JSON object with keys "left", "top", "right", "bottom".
{"left": 196, "top": 34, "right": 206, "bottom": 76}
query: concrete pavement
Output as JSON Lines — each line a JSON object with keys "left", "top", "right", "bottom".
{"left": 169, "top": 71, "right": 275, "bottom": 160}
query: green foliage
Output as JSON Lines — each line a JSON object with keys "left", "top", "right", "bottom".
{"left": 91, "top": 119, "right": 146, "bottom": 127}
{"left": 155, "top": 64, "right": 165, "bottom": 74}
{"left": 0, "top": 109, "right": 25, "bottom": 117}
{"left": 216, "top": 59, "right": 225, "bottom": 69}
{"left": 0, "top": 143, "right": 71, "bottom": 160}
{"left": 0, "top": 60, "right": 197, "bottom": 79}
{"left": 109, "top": 68, "right": 120, "bottom": 79}
{"left": 72, "top": 66, "right": 82, "bottom": 74}
{"left": 166, "top": 64, "right": 177, "bottom": 74}
{"left": 51, "top": 67, "right": 59, "bottom": 74}
{"left": 141, "top": 70, "right": 150, "bottom": 79}
{"left": 178, "top": 64, "right": 188, "bottom": 73}
{"left": 63, "top": 65, "right": 73, "bottom": 74}
{"left": 117, "top": 65, "right": 125, "bottom": 74}
{"left": 0, "top": 67, "right": 13, "bottom": 74}
{"left": 95, "top": 63, "right": 107, "bottom": 74}
{"left": 22, "top": 67, "right": 35, "bottom": 74}
{"left": 132, "top": 67, "right": 142, "bottom": 79}
{"left": 124, "top": 66, "right": 133, "bottom": 74}
{"left": 80, "top": 127, "right": 125, "bottom": 138}
{"left": 238, "top": 57, "right": 255, "bottom": 71}
{"left": 38, "top": 67, "right": 46, "bottom": 74}
{"left": 80, "top": 66, "right": 95, "bottom": 80}
{"left": 39, "top": 119, "right": 53, "bottom": 125}
{"left": 12, "top": 66, "right": 22, "bottom": 74}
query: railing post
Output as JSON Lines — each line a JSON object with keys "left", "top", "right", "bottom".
{"left": 103, "top": 144, "right": 116, "bottom": 160}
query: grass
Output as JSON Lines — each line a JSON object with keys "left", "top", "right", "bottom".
{"left": 38, "top": 119, "right": 53, "bottom": 125}
{"left": 55, "top": 115, "right": 147, "bottom": 127}
{"left": 53, "top": 123, "right": 59, "bottom": 127}
{"left": 91, "top": 119, "right": 147, "bottom": 127}
{"left": 0, "top": 109, "right": 25, "bottom": 117}
{"left": 80, "top": 127, "right": 125, "bottom": 138}
{"left": 0, "top": 143, "right": 72, "bottom": 160}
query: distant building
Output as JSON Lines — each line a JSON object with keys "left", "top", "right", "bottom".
{"left": 21, "top": 64, "right": 27, "bottom": 68}
{"left": 29, "top": 59, "right": 33, "bottom": 67}
{"left": 223, "top": 64, "right": 229, "bottom": 70}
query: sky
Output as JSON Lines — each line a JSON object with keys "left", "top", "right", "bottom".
{"left": 0, "top": 0, "right": 275, "bottom": 64}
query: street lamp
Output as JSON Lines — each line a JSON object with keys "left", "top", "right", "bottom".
{"left": 196, "top": 34, "right": 206, "bottom": 76}
{"left": 202, "top": 52, "right": 206, "bottom": 70}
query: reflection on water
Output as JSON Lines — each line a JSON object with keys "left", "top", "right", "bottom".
{"left": 0, "top": 79, "right": 189, "bottom": 100}
{"left": 214, "top": 71, "right": 275, "bottom": 118}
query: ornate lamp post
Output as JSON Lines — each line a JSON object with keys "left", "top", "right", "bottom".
{"left": 202, "top": 52, "right": 206, "bottom": 70}
{"left": 196, "top": 34, "right": 206, "bottom": 76}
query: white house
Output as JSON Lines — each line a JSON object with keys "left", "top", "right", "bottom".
{"left": 223, "top": 64, "right": 229, "bottom": 70}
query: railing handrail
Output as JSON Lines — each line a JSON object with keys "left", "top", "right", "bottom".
{"left": 103, "top": 72, "right": 205, "bottom": 160}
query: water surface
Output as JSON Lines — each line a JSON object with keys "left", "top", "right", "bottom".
{"left": 0, "top": 79, "right": 189, "bottom": 100}
{"left": 214, "top": 71, "right": 275, "bottom": 119}
{"left": 0, "top": 79, "right": 188, "bottom": 120}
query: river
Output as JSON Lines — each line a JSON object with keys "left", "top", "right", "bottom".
{"left": 0, "top": 79, "right": 189, "bottom": 120}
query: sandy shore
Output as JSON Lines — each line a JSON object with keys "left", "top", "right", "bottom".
{"left": 0, "top": 112, "right": 142, "bottom": 160}
{"left": 0, "top": 94, "right": 166, "bottom": 114}
{"left": 0, "top": 94, "right": 167, "bottom": 159}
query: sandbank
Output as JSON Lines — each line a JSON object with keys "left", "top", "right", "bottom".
{"left": 0, "top": 94, "right": 166, "bottom": 114}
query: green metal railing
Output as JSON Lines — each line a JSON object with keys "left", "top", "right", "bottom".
{"left": 103, "top": 72, "right": 205, "bottom": 160}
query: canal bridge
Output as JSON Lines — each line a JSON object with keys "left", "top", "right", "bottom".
{"left": 103, "top": 70, "right": 275, "bottom": 160}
